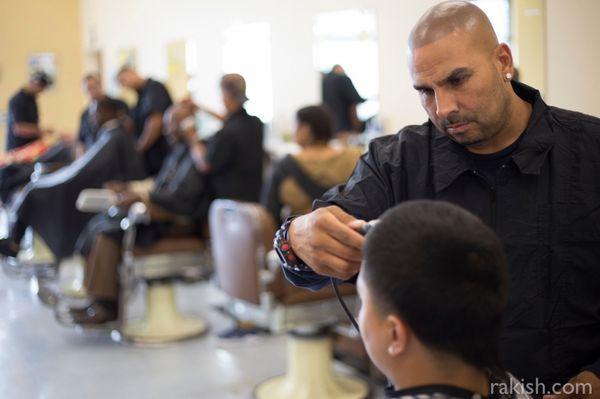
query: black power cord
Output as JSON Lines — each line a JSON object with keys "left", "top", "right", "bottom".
{"left": 331, "top": 220, "right": 378, "bottom": 334}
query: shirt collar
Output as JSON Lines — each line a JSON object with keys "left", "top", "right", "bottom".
{"left": 385, "top": 383, "right": 484, "bottom": 399}
{"left": 432, "top": 81, "right": 553, "bottom": 193}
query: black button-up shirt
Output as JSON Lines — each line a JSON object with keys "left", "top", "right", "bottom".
{"left": 205, "top": 108, "right": 264, "bottom": 202}
{"left": 284, "top": 82, "right": 600, "bottom": 386}
{"left": 132, "top": 79, "right": 173, "bottom": 176}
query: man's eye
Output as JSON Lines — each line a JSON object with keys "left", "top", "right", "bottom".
{"left": 449, "top": 76, "right": 466, "bottom": 86}
{"left": 420, "top": 88, "right": 433, "bottom": 96}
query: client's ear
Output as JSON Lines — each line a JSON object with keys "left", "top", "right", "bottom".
{"left": 386, "top": 315, "right": 409, "bottom": 357}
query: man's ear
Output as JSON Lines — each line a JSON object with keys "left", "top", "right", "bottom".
{"left": 494, "top": 43, "right": 514, "bottom": 77}
{"left": 386, "top": 315, "right": 410, "bottom": 357}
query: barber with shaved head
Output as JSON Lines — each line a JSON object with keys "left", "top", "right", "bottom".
{"left": 275, "top": 2, "right": 600, "bottom": 397}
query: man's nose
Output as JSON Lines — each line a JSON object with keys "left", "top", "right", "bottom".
{"left": 435, "top": 90, "right": 459, "bottom": 121}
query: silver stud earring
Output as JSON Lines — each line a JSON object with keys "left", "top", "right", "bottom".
{"left": 388, "top": 346, "right": 396, "bottom": 355}
{"left": 505, "top": 72, "right": 512, "bottom": 81}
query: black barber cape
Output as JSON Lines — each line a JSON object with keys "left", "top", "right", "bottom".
{"left": 11, "top": 120, "right": 145, "bottom": 259}
{"left": 205, "top": 108, "right": 264, "bottom": 202}
{"left": 6, "top": 89, "right": 39, "bottom": 151}
{"left": 76, "top": 142, "right": 208, "bottom": 256}
{"left": 284, "top": 81, "right": 600, "bottom": 387}
{"left": 132, "top": 79, "right": 173, "bottom": 176}
{"left": 149, "top": 142, "right": 209, "bottom": 219}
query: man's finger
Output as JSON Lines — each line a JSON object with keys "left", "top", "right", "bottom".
{"left": 327, "top": 206, "right": 358, "bottom": 224}
{"left": 313, "top": 252, "right": 361, "bottom": 280}
{"left": 317, "top": 234, "right": 363, "bottom": 262}
{"left": 323, "top": 221, "right": 365, "bottom": 251}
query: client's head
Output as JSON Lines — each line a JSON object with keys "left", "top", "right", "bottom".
{"left": 93, "top": 97, "right": 120, "bottom": 127}
{"left": 358, "top": 200, "right": 507, "bottom": 388}
{"left": 163, "top": 101, "right": 195, "bottom": 144}
{"left": 295, "top": 105, "right": 333, "bottom": 147}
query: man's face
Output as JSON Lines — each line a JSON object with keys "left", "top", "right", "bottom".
{"left": 409, "top": 31, "right": 510, "bottom": 148}
{"left": 84, "top": 78, "right": 103, "bottom": 100}
{"left": 117, "top": 70, "right": 137, "bottom": 89}
{"left": 357, "top": 272, "right": 394, "bottom": 376}
{"left": 30, "top": 82, "right": 46, "bottom": 95}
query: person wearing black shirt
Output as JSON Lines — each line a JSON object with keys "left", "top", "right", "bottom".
{"left": 277, "top": 2, "right": 600, "bottom": 395}
{"left": 67, "top": 102, "right": 210, "bottom": 324}
{"left": 322, "top": 64, "right": 365, "bottom": 134}
{"left": 117, "top": 66, "right": 173, "bottom": 176}
{"left": 359, "top": 201, "right": 529, "bottom": 399}
{"left": 5, "top": 71, "right": 53, "bottom": 151}
{"left": 187, "top": 73, "right": 264, "bottom": 202}
{"left": 77, "top": 74, "right": 130, "bottom": 156}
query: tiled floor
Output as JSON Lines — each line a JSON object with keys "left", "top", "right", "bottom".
{"left": 0, "top": 260, "right": 383, "bottom": 399}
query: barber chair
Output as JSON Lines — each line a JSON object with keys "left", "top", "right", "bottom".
{"left": 0, "top": 225, "right": 59, "bottom": 305}
{"left": 63, "top": 190, "right": 211, "bottom": 344}
{"left": 209, "top": 200, "right": 369, "bottom": 399}
{"left": 0, "top": 160, "right": 76, "bottom": 305}
{"left": 115, "top": 202, "right": 211, "bottom": 344}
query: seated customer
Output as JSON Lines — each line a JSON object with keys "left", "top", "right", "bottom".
{"left": 261, "top": 105, "right": 361, "bottom": 224}
{"left": 77, "top": 74, "right": 131, "bottom": 157}
{"left": 0, "top": 98, "right": 145, "bottom": 260}
{"left": 358, "top": 201, "right": 529, "bottom": 399}
{"left": 67, "top": 102, "right": 211, "bottom": 324}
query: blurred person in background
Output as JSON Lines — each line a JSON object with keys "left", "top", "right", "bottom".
{"left": 261, "top": 105, "right": 361, "bottom": 225}
{"left": 322, "top": 64, "right": 366, "bottom": 137}
{"left": 76, "top": 74, "right": 131, "bottom": 157}
{"left": 117, "top": 66, "right": 173, "bottom": 176}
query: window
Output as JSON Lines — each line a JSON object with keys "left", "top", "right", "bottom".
{"left": 222, "top": 22, "right": 273, "bottom": 123}
{"left": 313, "top": 9, "right": 379, "bottom": 121}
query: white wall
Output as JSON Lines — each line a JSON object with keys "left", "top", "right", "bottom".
{"left": 80, "top": 0, "right": 600, "bottom": 143}
{"left": 545, "top": 0, "right": 600, "bottom": 117}
{"left": 80, "top": 0, "right": 436, "bottom": 138}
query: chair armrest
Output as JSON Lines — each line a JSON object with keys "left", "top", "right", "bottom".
{"left": 121, "top": 202, "right": 150, "bottom": 256}
{"left": 76, "top": 189, "right": 117, "bottom": 213}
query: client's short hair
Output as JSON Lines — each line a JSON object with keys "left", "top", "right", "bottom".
{"left": 296, "top": 105, "right": 333, "bottom": 143}
{"left": 363, "top": 200, "right": 508, "bottom": 369}
{"left": 96, "top": 97, "right": 120, "bottom": 115}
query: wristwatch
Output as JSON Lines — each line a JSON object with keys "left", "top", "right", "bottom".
{"left": 273, "top": 216, "right": 313, "bottom": 272}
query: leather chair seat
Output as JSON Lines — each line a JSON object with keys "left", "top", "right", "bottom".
{"left": 132, "top": 237, "right": 205, "bottom": 257}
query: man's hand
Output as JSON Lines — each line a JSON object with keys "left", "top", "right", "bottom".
{"left": 115, "top": 191, "right": 141, "bottom": 209}
{"left": 543, "top": 371, "right": 600, "bottom": 399}
{"left": 104, "top": 181, "right": 127, "bottom": 193}
{"left": 288, "top": 206, "right": 366, "bottom": 280}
